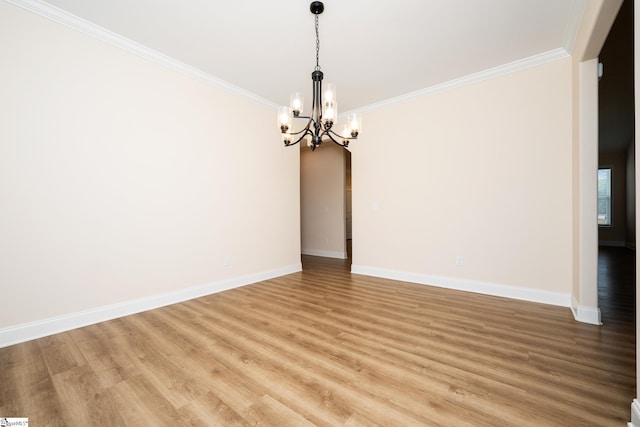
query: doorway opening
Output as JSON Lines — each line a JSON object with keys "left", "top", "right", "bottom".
{"left": 597, "top": 0, "right": 634, "bottom": 327}
{"left": 300, "top": 143, "right": 352, "bottom": 265}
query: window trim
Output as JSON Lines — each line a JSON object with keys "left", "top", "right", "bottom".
{"left": 597, "top": 166, "right": 612, "bottom": 227}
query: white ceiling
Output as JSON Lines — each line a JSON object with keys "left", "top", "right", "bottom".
{"left": 27, "top": 0, "right": 584, "bottom": 113}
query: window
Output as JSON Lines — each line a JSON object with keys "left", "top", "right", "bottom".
{"left": 597, "top": 168, "right": 611, "bottom": 226}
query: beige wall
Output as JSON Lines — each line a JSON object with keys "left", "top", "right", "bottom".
{"left": 300, "top": 143, "right": 347, "bottom": 259}
{"left": 351, "top": 58, "right": 573, "bottom": 301}
{"left": 0, "top": 3, "right": 300, "bottom": 336}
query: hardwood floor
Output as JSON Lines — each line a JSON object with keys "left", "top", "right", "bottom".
{"left": 598, "top": 246, "right": 636, "bottom": 332}
{"left": 0, "top": 252, "right": 635, "bottom": 426}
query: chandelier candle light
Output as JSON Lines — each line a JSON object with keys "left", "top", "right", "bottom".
{"left": 278, "top": 1, "right": 361, "bottom": 151}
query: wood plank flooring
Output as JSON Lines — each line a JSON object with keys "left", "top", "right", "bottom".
{"left": 0, "top": 253, "right": 635, "bottom": 426}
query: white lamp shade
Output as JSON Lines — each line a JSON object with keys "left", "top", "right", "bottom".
{"left": 322, "top": 101, "right": 337, "bottom": 124}
{"left": 341, "top": 123, "right": 351, "bottom": 138}
{"left": 290, "top": 92, "right": 303, "bottom": 115}
{"left": 278, "top": 106, "right": 292, "bottom": 132}
{"left": 347, "top": 113, "right": 361, "bottom": 135}
{"left": 323, "top": 83, "right": 336, "bottom": 104}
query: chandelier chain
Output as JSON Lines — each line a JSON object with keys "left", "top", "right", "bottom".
{"left": 315, "top": 14, "right": 320, "bottom": 71}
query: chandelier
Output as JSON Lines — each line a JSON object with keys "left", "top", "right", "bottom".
{"left": 278, "top": 1, "right": 361, "bottom": 151}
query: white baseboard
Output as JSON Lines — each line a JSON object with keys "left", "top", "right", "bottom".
{"left": 0, "top": 263, "right": 302, "bottom": 348}
{"left": 570, "top": 296, "right": 602, "bottom": 325}
{"left": 629, "top": 399, "right": 640, "bottom": 427}
{"left": 350, "top": 265, "right": 571, "bottom": 307}
{"left": 302, "top": 249, "right": 347, "bottom": 259}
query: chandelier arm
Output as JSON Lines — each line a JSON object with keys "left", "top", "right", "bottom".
{"left": 286, "top": 128, "right": 314, "bottom": 147}
{"left": 288, "top": 118, "right": 314, "bottom": 136}
{"left": 326, "top": 128, "right": 358, "bottom": 141}
{"left": 322, "top": 129, "right": 350, "bottom": 147}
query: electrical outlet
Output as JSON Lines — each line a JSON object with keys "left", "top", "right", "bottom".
{"left": 223, "top": 255, "right": 232, "bottom": 267}
{"left": 455, "top": 256, "right": 464, "bottom": 266}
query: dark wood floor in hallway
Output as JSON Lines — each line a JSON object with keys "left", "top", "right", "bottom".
{"left": 598, "top": 246, "right": 636, "bottom": 330}
{"left": 0, "top": 250, "right": 635, "bottom": 426}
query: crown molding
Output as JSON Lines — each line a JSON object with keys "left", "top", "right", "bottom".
{"left": 5, "top": 0, "right": 280, "bottom": 110}
{"left": 562, "top": 0, "right": 588, "bottom": 54}
{"left": 8, "top": 0, "right": 579, "bottom": 118}
{"left": 349, "top": 48, "right": 569, "bottom": 116}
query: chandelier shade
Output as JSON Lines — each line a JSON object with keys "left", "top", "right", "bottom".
{"left": 278, "top": 1, "right": 361, "bottom": 151}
